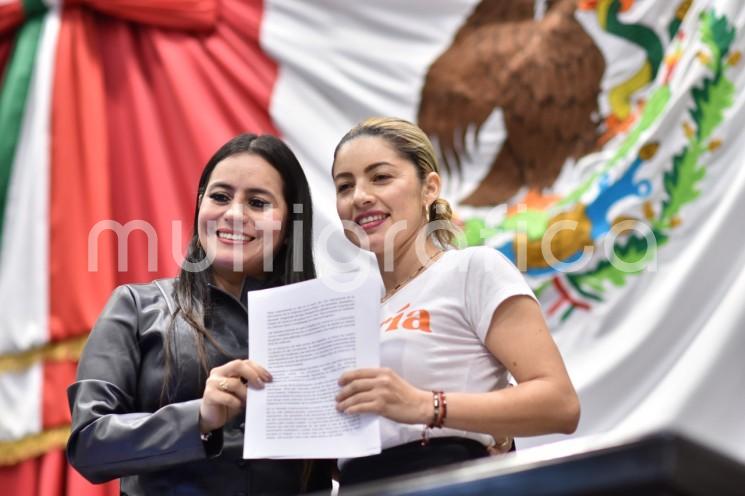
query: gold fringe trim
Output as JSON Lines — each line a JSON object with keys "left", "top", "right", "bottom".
{"left": 0, "top": 426, "right": 70, "bottom": 466}
{"left": 0, "top": 336, "right": 88, "bottom": 374}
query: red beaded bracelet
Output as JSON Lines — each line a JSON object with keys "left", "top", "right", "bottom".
{"left": 421, "top": 391, "right": 447, "bottom": 445}
{"left": 437, "top": 391, "right": 447, "bottom": 428}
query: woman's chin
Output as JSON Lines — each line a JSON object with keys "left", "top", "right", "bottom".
{"left": 369, "top": 243, "right": 386, "bottom": 256}
{"left": 345, "top": 237, "right": 384, "bottom": 257}
{"left": 210, "top": 257, "right": 254, "bottom": 276}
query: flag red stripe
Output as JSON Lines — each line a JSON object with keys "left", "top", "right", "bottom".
{"left": 0, "top": 31, "right": 15, "bottom": 80}
{"left": 0, "top": 1, "right": 23, "bottom": 37}
{"left": 95, "top": 0, "right": 279, "bottom": 285}
{"left": 49, "top": 8, "right": 116, "bottom": 340}
{"left": 0, "top": 450, "right": 118, "bottom": 496}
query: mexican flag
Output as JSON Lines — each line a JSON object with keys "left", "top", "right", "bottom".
{"left": 1, "top": 0, "right": 744, "bottom": 493}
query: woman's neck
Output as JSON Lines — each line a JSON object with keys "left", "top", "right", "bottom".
{"left": 377, "top": 237, "right": 440, "bottom": 293}
{"left": 211, "top": 269, "right": 254, "bottom": 299}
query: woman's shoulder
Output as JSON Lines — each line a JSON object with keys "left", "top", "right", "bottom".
{"left": 107, "top": 278, "right": 177, "bottom": 311}
{"left": 92, "top": 279, "right": 179, "bottom": 338}
{"left": 443, "top": 246, "right": 517, "bottom": 271}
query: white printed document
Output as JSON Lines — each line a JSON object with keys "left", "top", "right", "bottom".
{"left": 243, "top": 272, "right": 382, "bottom": 459}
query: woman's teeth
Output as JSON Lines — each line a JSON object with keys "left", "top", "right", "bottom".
{"left": 358, "top": 214, "right": 387, "bottom": 225}
{"left": 218, "top": 232, "right": 251, "bottom": 241}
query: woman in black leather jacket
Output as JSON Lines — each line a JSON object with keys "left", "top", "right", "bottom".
{"left": 67, "top": 134, "right": 331, "bottom": 495}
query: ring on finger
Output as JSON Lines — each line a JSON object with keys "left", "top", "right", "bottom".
{"left": 218, "top": 378, "right": 230, "bottom": 392}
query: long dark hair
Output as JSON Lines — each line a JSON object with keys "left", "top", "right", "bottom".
{"left": 162, "top": 134, "right": 316, "bottom": 401}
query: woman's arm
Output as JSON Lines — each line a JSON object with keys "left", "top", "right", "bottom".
{"left": 436, "top": 295, "right": 579, "bottom": 437}
{"left": 337, "top": 295, "right": 579, "bottom": 439}
{"left": 66, "top": 286, "right": 218, "bottom": 483}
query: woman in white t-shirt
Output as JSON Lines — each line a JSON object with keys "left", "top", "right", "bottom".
{"left": 331, "top": 117, "right": 580, "bottom": 486}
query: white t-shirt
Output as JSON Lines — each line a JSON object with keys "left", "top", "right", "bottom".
{"left": 377, "top": 246, "right": 536, "bottom": 450}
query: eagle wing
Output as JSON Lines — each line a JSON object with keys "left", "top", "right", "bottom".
{"left": 418, "top": 0, "right": 605, "bottom": 206}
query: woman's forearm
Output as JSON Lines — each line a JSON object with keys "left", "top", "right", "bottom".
{"left": 424, "top": 380, "right": 580, "bottom": 438}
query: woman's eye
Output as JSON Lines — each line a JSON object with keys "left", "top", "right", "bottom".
{"left": 209, "top": 192, "right": 230, "bottom": 203}
{"left": 248, "top": 198, "right": 270, "bottom": 209}
{"left": 336, "top": 183, "right": 352, "bottom": 194}
{"left": 373, "top": 174, "right": 391, "bottom": 182}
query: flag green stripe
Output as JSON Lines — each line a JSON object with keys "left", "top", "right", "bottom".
{"left": 22, "top": 0, "right": 48, "bottom": 17}
{"left": 0, "top": 17, "right": 45, "bottom": 245}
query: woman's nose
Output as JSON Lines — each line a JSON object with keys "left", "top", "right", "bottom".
{"left": 352, "top": 186, "right": 374, "bottom": 207}
{"left": 224, "top": 201, "right": 247, "bottom": 221}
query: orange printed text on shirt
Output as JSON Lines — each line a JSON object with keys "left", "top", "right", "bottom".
{"left": 380, "top": 304, "right": 431, "bottom": 333}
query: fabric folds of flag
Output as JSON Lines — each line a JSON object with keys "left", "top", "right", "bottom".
{"left": 0, "top": 1, "right": 277, "bottom": 494}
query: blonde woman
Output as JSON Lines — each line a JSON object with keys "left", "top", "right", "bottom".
{"left": 332, "top": 118, "right": 580, "bottom": 485}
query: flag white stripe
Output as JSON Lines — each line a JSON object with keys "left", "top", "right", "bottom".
{"left": 264, "top": 0, "right": 745, "bottom": 463}
{"left": 0, "top": 9, "right": 60, "bottom": 440}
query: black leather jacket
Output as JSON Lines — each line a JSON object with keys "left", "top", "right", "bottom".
{"left": 67, "top": 278, "right": 329, "bottom": 495}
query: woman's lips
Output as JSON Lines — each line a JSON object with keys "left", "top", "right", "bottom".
{"left": 216, "top": 231, "right": 254, "bottom": 243}
{"left": 354, "top": 212, "right": 389, "bottom": 232}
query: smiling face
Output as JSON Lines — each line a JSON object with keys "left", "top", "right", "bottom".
{"left": 197, "top": 153, "right": 288, "bottom": 284}
{"left": 333, "top": 136, "right": 439, "bottom": 257}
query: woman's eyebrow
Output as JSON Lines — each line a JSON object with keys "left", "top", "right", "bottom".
{"left": 244, "top": 187, "right": 276, "bottom": 198}
{"left": 364, "top": 162, "right": 392, "bottom": 173}
{"left": 205, "top": 181, "right": 234, "bottom": 191}
{"left": 207, "top": 183, "right": 276, "bottom": 198}
{"left": 333, "top": 162, "right": 391, "bottom": 181}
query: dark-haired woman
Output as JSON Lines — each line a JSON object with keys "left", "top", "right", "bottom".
{"left": 331, "top": 118, "right": 580, "bottom": 485}
{"left": 67, "top": 134, "right": 329, "bottom": 495}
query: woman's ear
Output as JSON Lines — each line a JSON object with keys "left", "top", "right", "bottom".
{"left": 423, "top": 171, "right": 441, "bottom": 207}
